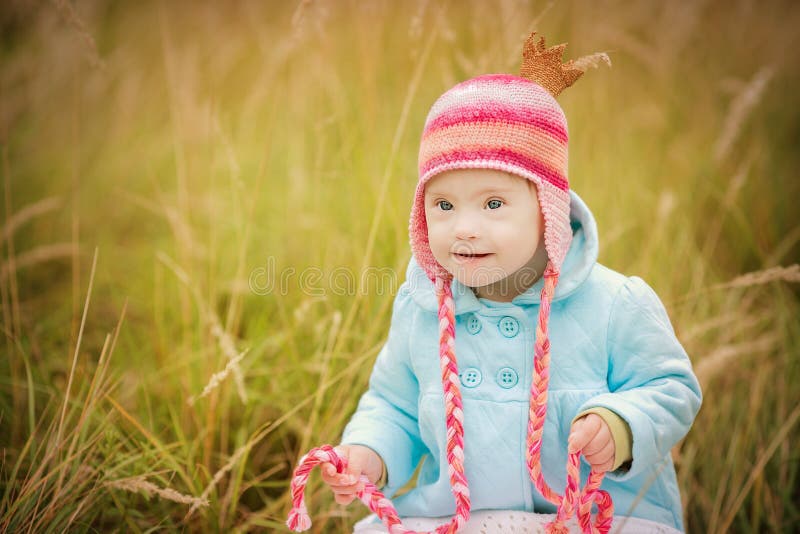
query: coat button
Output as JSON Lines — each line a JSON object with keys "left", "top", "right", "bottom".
{"left": 498, "top": 316, "right": 520, "bottom": 338}
{"left": 466, "top": 314, "right": 482, "bottom": 335}
{"left": 459, "top": 367, "right": 482, "bottom": 388}
{"left": 496, "top": 367, "right": 519, "bottom": 389}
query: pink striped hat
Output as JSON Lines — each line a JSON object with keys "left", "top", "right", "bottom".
{"left": 409, "top": 73, "right": 573, "bottom": 280}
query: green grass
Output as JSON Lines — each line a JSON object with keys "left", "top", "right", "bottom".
{"left": 1, "top": 0, "right": 799, "bottom": 532}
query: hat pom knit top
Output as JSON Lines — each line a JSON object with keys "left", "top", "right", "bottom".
{"left": 287, "top": 33, "right": 613, "bottom": 534}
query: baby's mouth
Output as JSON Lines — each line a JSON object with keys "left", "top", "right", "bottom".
{"left": 452, "top": 252, "right": 493, "bottom": 261}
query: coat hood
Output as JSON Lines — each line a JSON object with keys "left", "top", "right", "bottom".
{"left": 404, "top": 189, "right": 598, "bottom": 313}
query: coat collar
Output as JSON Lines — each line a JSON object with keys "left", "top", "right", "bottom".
{"left": 404, "top": 189, "right": 599, "bottom": 314}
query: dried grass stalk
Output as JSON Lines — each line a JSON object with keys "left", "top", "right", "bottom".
{"left": 207, "top": 320, "right": 248, "bottom": 403}
{"left": 106, "top": 476, "right": 209, "bottom": 508}
{"left": 573, "top": 51, "right": 612, "bottom": 71}
{"left": 184, "top": 444, "right": 247, "bottom": 519}
{"left": 187, "top": 348, "right": 249, "bottom": 406}
{"left": 53, "top": 0, "right": 106, "bottom": 70}
{"left": 1, "top": 196, "right": 61, "bottom": 245}
{"left": 695, "top": 334, "right": 780, "bottom": 385}
{"left": 712, "top": 264, "right": 800, "bottom": 290}
{"left": 714, "top": 67, "right": 773, "bottom": 163}
{"left": 157, "top": 251, "right": 248, "bottom": 404}
{"left": 0, "top": 243, "right": 77, "bottom": 279}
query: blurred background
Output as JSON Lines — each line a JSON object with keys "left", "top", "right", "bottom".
{"left": 1, "top": 0, "right": 798, "bottom": 532}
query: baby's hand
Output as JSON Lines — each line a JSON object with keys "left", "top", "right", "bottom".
{"left": 568, "top": 414, "right": 616, "bottom": 472}
{"left": 320, "top": 444, "right": 384, "bottom": 505}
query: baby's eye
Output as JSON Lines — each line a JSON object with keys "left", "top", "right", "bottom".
{"left": 437, "top": 200, "right": 453, "bottom": 211}
{"left": 486, "top": 199, "right": 503, "bottom": 210}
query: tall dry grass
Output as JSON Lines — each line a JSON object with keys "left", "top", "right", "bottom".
{"left": 1, "top": 1, "right": 798, "bottom": 532}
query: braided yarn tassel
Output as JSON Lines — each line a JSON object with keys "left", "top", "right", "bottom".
{"left": 577, "top": 470, "right": 614, "bottom": 534}
{"left": 433, "top": 276, "right": 471, "bottom": 533}
{"left": 526, "top": 263, "right": 614, "bottom": 534}
{"left": 525, "top": 263, "right": 564, "bottom": 506}
{"left": 286, "top": 278, "right": 470, "bottom": 534}
{"left": 286, "top": 444, "right": 472, "bottom": 534}
{"left": 286, "top": 445, "right": 414, "bottom": 533}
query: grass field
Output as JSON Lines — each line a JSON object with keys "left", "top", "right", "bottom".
{"left": 1, "top": 1, "right": 799, "bottom": 532}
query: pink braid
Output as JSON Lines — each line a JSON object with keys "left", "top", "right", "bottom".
{"left": 286, "top": 278, "right": 470, "bottom": 534}
{"left": 527, "top": 263, "right": 613, "bottom": 533}
{"left": 286, "top": 444, "right": 415, "bottom": 533}
{"left": 434, "top": 276, "right": 471, "bottom": 533}
{"left": 525, "top": 262, "right": 562, "bottom": 505}
{"left": 577, "top": 471, "right": 614, "bottom": 533}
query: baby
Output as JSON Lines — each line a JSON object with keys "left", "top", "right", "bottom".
{"left": 321, "top": 36, "right": 702, "bottom": 533}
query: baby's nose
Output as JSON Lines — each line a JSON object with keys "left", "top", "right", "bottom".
{"left": 453, "top": 215, "right": 480, "bottom": 240}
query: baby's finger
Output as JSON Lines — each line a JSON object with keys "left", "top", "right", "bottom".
{"left": 586, "top": 453, "right": 615, "bottom": 472}
{"left": 581, "top": 424, "right": 611, "bottom": 456}
{"left": 569, "top": 416, "right": 600, "bottom": 453}
{"left": 584, "top": 441, "right": 615, "bottom": 468}
{"left": 320, "top": 463, "right": 358, "bottom": 487}
{"left": 331, "top": 481, "right": 366, "bottom": 504}
{"left": 346, "top": 452, "right": 365, "bottom": 480}
{"left": 320, "top": 462, "right": 343, "bottom": 484}
{"left": 327, "top": 478, "right": 363, "bottom": 493}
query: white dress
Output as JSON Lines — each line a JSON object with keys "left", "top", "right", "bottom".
{"left": 353, "top": 510, "right": 682, "bottom": 534}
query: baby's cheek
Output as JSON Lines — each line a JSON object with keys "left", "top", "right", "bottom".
{"left": 427, "top": 230, "right": 449, "bottom": 261}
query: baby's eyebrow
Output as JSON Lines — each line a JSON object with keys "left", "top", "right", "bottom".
{"left": 471, "top": 186, "right": 515, "bottom": 196}
{"left": 426, "top": 186, "right": 516, "bottom": 198}
{"left": 425, "top": 190, "right": 451, "bottom": 198}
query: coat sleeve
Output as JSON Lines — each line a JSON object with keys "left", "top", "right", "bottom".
{"left": 340, "top": 285, "right": 426, "bottom": 495}
{"left": 576, "top": 276, "right": 702, "bottom": 481}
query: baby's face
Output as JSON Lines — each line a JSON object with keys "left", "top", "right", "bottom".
{"left": 424, "top": 169, "right": 545, "bottom": 291}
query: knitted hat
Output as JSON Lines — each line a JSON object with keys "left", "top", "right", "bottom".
{"left": 406, "top": 34, "right": 613, "bottom": 533}
{"left": 409, "top": 73, "right": 572, "bottom": 280}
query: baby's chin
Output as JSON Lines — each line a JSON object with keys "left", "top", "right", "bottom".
{"left": 449, "top": 268, "right": 510, "bottom": 289}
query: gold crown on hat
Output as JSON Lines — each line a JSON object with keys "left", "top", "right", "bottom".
{"left": 519, "top": 32, "right": 611, "bottom": 98}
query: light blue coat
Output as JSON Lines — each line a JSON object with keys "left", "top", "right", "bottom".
{"left": 342, "top": 190, "right": 702, "bottom": 531}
